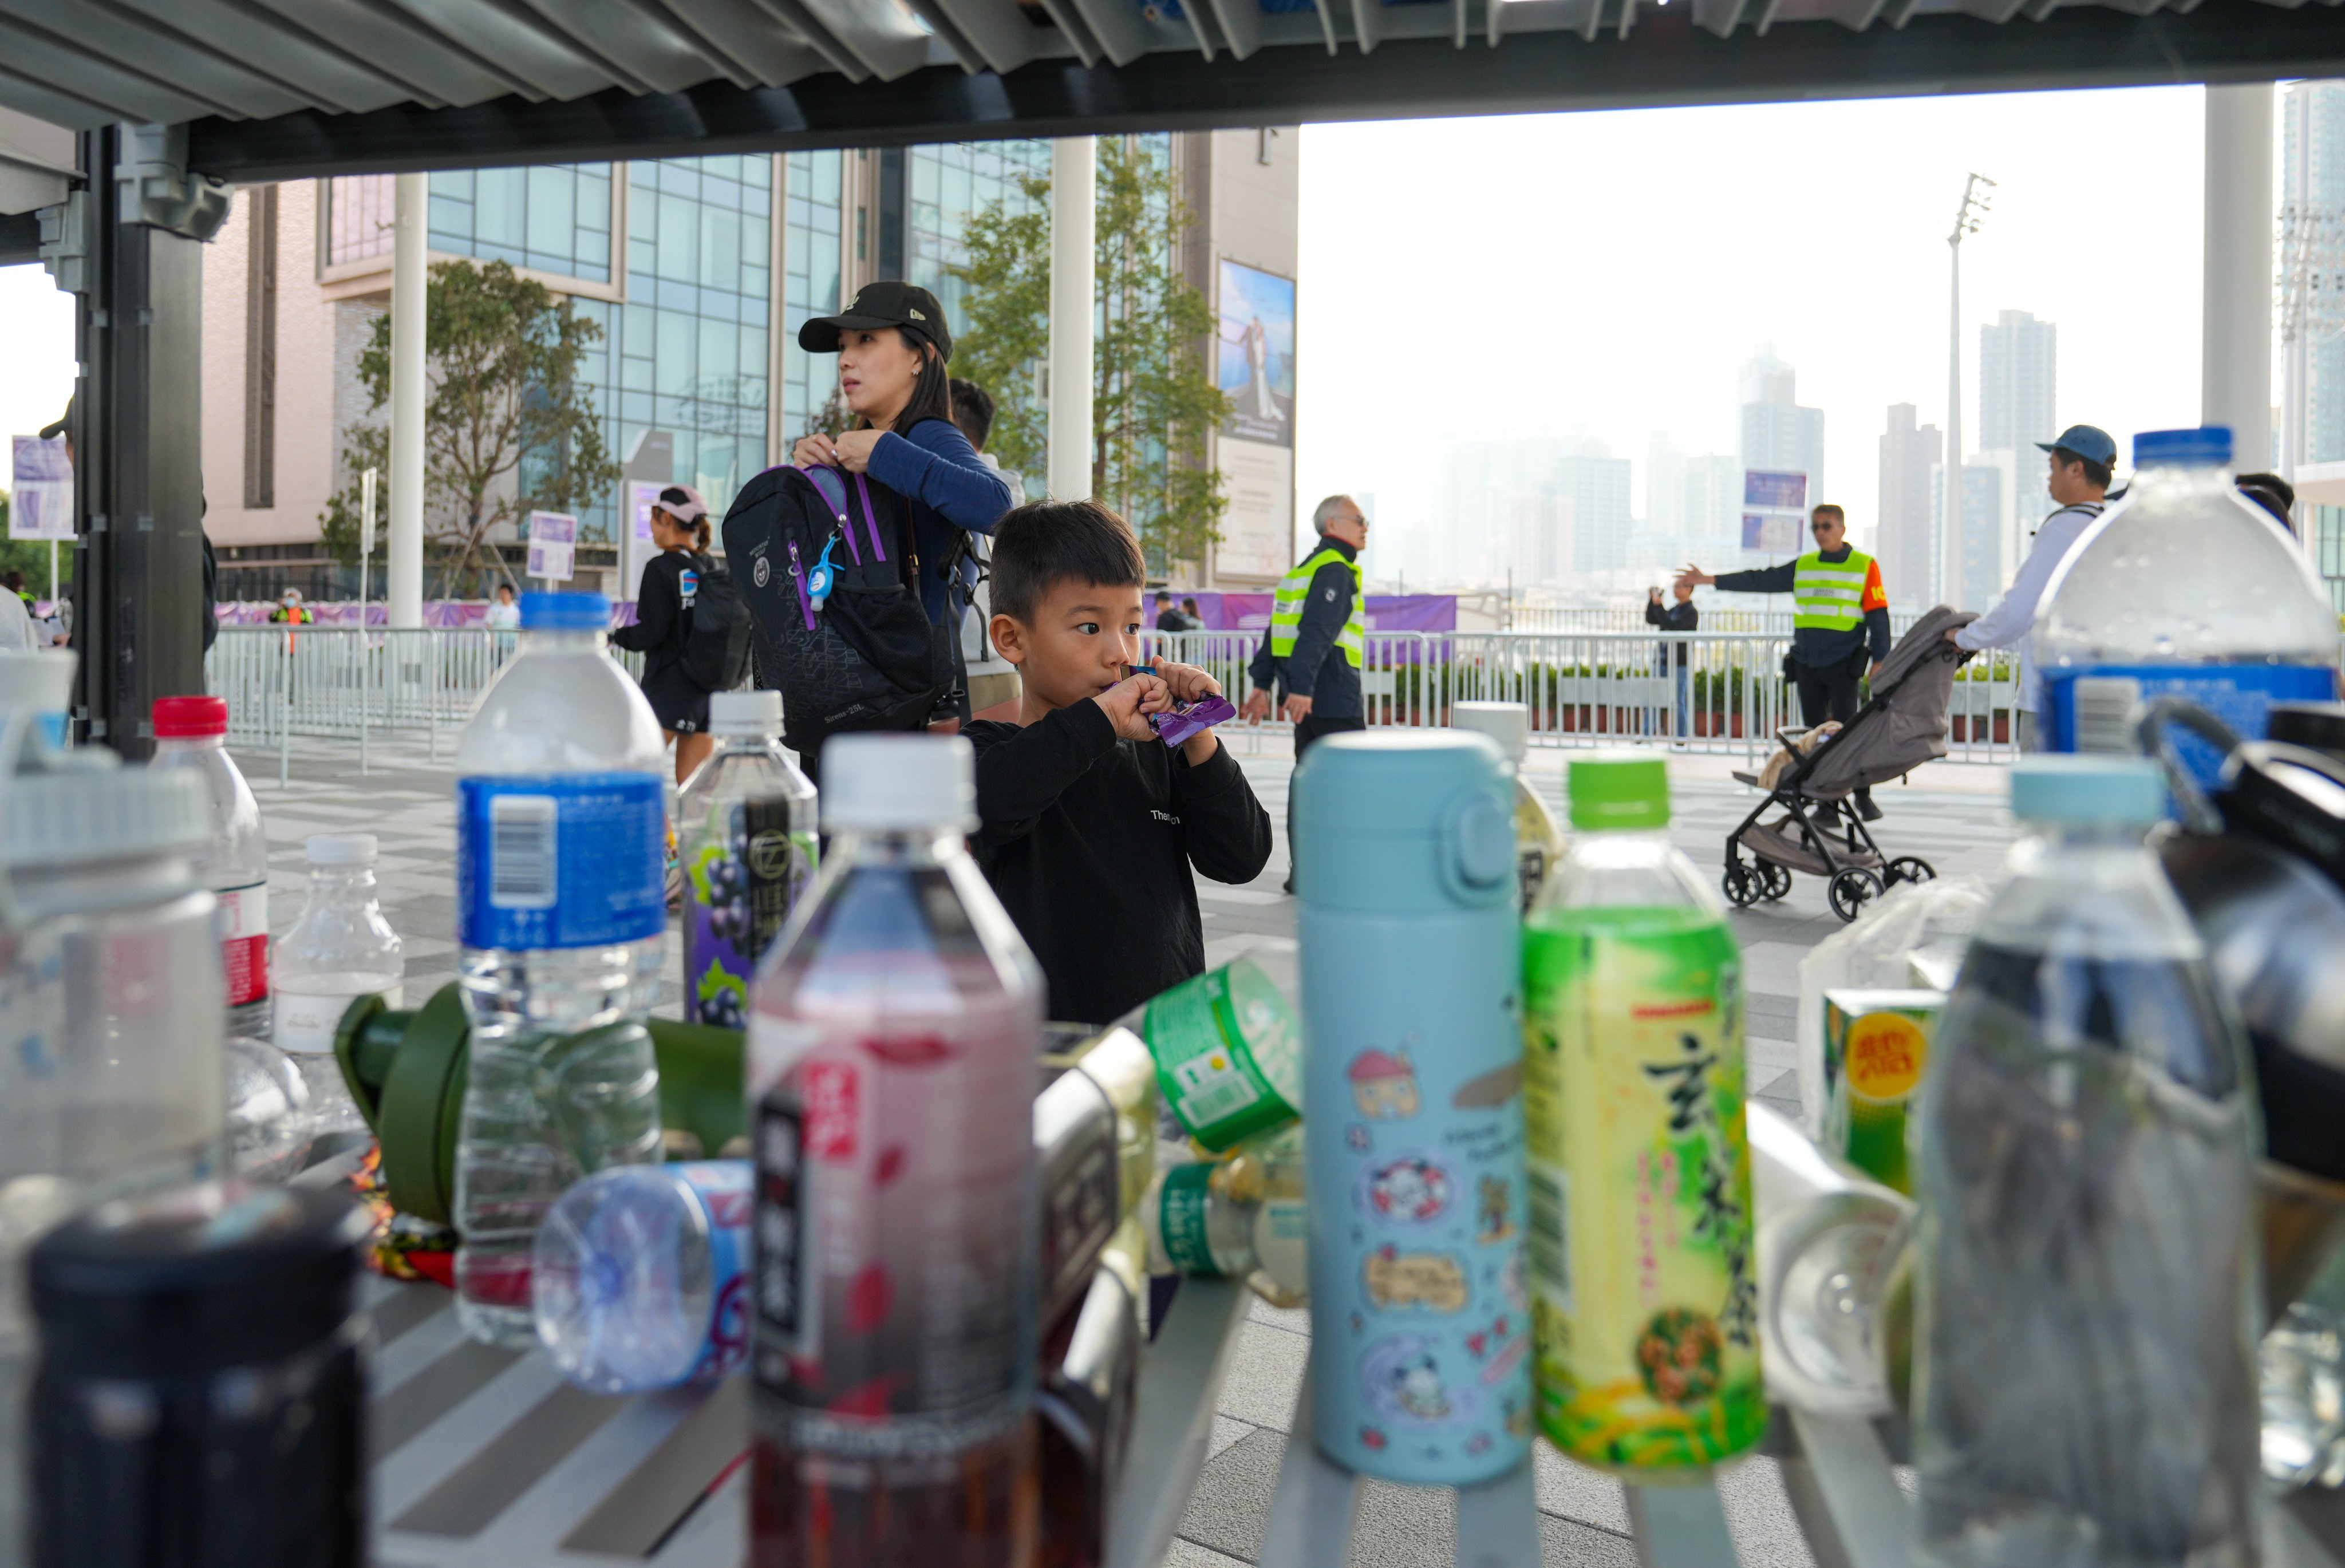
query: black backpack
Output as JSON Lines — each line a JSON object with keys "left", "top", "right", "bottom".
{"left": 676, "top": 553, "right": 753, "bottom": 692}
{"left": 720, "top": 464, "right": 952, "bottom": 752}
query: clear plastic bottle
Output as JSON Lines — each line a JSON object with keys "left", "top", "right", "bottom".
{"left": 1454, "top": 700, "right": 1566, "bottom": 913}
{"left": 1913, "top": 756, "right": 2259, "bottom": 1568}
{"left": 452, "top": 591, "right": 667, "bottom": 1346}
{"left": 677, "top": 689, "right": 818, "bottom": 1030}
{"left": 1522, "top": 749, "right": 1763, "bottom": 1475}
{"left": 151, "top": 695, "right": 272, "bottom": 1038}
{"left": 2035, "top": 425, "right": 2338, "bottom": 788}
{"left": 273, "top": 833, "right": 404, "bottom": 1138}
{"left": 747, "top": 734, "right": 1044, "bottom": 1568}
{"left": 532, "top": 1160, "right": 752, "bottom": 1395}
{"left": 2263, "top": 1243, "right": 2345, "bottom": 1491}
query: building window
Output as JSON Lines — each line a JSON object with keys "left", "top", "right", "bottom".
{"left": 905, "top": 140, "right": 1052, "bottom": 344}
{"left": 784, "top": 150, "right": 844, "bottom": 440}
{"left": 428, "top": 164, "right": 614, "bottom": 284}
{"left": 327, "top": 175, "right": 394, "bottom": 267}
{"left": 243, "top": 184, "right": 278, "bottom": 510}
{"left": 2318, "top": 504, "right": 2345, "bottom": 612}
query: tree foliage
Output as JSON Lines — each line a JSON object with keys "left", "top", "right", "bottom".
{"left": 323, "top": 259, "right": 618, "bottom": 593}
{"left": 953, "top": 139, "right": 1231, "bottom": 574}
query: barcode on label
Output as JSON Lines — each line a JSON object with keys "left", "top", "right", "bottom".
{"left": 489, "top": 795, "right": 558, "bottom": 909}
{"left": 2073, "top": 676, "right": 2143, "bottom": 755}
{"left": 1527, "top": 1163, "right": 1569, "bottom": 1306}
{"left": 1177, "top": 1075, "right": 1260, "bottom": 1131}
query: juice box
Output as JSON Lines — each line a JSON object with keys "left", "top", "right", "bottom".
{"left": 1522, "top": 907, "right": 1765, "bottom": 1475}
{"left": 1821, "top": 989, "right": 1942, "bottom": 1195}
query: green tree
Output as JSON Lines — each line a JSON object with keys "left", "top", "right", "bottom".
{"left": 954, "top": 139, "right": 1231, "bottom": 574}
{"left": 0, "top": 494, "right": 63, "bottom": 597}
{"left": 318, "top": 423, "right": 388, "bottom": 579}
{"left": 324, "top": 259, "right": 618, "bottom": 593}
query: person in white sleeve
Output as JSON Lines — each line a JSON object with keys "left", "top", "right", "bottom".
{"left": 1943, "top": 423, "right": 2115, "bottom": 753}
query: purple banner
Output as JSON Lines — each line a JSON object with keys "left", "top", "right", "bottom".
{"left": 214, "top": 599, "right": 640, "bottom": 629}
{"left": 1159, "top": 591, "right": 1455, "bottom": 634}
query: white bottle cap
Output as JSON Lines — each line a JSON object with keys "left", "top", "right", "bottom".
{"left": 305, "top": 833, "right": 378, "bottom": 866}
{"left": 821, "top": 734, "right": 977, "bottom": 832}
{"left": 5, "top": 760, "right": 210, "bottom": 870}
{"left": 1451, "top": 701, "right": 1530, "bottom": 764}
{"left": 710, "top": 689, "right": 784, "bottom": 738}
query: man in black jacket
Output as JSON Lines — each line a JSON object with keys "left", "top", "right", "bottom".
{"left": 1645, "top": 581, "right": 1699, "bottom": 741}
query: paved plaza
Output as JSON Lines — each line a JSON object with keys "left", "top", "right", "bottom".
{"left": 233, "top": 725, "right": 2019, "bottom": 1568}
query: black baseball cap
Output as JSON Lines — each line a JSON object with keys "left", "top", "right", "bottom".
{"left": 798, "top": 281, "right": 952, "bottom": 362}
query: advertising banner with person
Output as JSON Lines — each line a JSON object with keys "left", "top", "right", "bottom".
{"left": 1740, "top": 469, "right": 1807, "bottom": 554}
{"left": 1218, "top": 260, "right": 1296, "bottom": 448}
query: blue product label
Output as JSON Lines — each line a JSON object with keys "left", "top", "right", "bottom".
{"left": 457, "top": 772, "right": 667, "bottom": 950}
{"left": 2043, "top": 662, "right": 2338, "bottom": 790}
{"left": 677, "top": 1160, "right": 753, "bottom": 1383}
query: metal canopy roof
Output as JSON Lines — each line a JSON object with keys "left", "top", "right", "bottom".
{"left": 0, "top": 0, "right": 2340, "bottom": 179}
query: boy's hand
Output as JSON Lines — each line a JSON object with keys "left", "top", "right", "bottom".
{"left": 1155, "top": 661, "right": 1222, "bottom": 705}
{"left": 1093, "top": 672, "right": 1171, "bottom": 742}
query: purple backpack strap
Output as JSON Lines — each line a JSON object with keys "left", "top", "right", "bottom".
{"left": 851, "top": 472, "right": 888, "bottom": 563}
{"left": 797, "top": 463, "right": 861, "bottom": 566}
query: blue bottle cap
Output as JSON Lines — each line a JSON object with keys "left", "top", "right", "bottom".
{"left": 520, "top": 591, "right": 611, "bottom": 631}
{"left": 1293, "top": 730, "right": 1514, "bottom": 912}
{"left": 2008, "top": 755, "right": 2166, "bottom": 826}
{"left": 2133, "top": 426, "right": 2232, "bottom": 468}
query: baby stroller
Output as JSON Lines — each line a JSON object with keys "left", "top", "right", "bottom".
{"left": 1723, "top": 605, "right": 1979, "bottom": 922}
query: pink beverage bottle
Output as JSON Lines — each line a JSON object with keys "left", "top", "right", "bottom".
{"left": 748, "top": 734, "right": 1045, "bottom": 1568}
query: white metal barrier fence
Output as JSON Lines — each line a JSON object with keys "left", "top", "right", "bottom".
{"left": 207, "top": 625, "right": 2019, "bottom": 773}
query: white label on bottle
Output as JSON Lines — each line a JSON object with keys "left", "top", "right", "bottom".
{"left": 274, "top": 984, "right": 404, "bottom": 1054}
{"left": 217, "top": 883, "right": 269, "bottom": 1006}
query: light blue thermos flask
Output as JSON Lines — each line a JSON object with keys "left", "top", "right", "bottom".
{"left": 1296, "top": 729, "right": 1531, "bottom": 1485}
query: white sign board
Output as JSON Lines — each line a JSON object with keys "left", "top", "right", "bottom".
{"left": 1215, "top": 440, "right": 1295, "bottom": 582}
{"left": 9, "top": 436, "right": 74, "bottom": 541}
{"left": 526, "top": 510, "right": 578, "bottom": 582}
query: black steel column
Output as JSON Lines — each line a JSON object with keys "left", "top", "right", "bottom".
{"left": 71, "top": 125, "right": 219, "bottom": 759}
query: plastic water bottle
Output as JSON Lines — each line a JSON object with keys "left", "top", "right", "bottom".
{"left": 532, "top": 1160, "right": 752, "bottom": 1395}
{"left": 1297, "top": 729, "right": 1530, "bottom": 1487}
{"left": 272, "top": 833, "right": 403, "bottom": 1138}
{"left": 2263, "top": 1244, "right": 2345, "bottom": 1490}
{"left": 2036, "top": 425, "right": 2337, "bottom": 788}
{"left": 452, "top": 591, "right": 666, "bottom": 1346}
{"left": 748, "top": 734, "right": 1044, "bottom": 1568}
{"left": 151, "top": 695, "right": 272, "bottom": 1038}
{"left": 1913, "top": 756, "right": 2259, "bottom": 1568}
{"left": 677, "top": 689, "right": 817, "bottom": 1030}
{"left": 1522, "top": 749, "right": 1763, "bottom": 1475}
{"left": 1453, "top": 700, "right": 1566, "bottom": 913}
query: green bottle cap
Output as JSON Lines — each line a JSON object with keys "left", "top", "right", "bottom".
{"left": 1567, "top": 749, "right": 1671, "bottom": 831}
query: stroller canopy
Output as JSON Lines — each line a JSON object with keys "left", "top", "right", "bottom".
{"left": 1791, "top": 605, "right": 1980, "bottom": 799}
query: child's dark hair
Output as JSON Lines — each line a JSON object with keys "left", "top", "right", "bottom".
{"left": 990, "top": 500, "right": 1146, "bottom": 625}
{"left": 949, "top": 377, "right": 996, "bottom": 449}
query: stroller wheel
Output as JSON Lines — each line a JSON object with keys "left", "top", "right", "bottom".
{"left": 1723, "top": 863, "right": 1761, "bottom": 907}
{"left": 1827, "top": 867, "right": 1885, "bottom": 923}
{"left": 1756, "top": 860, "right": 1792, "bottom": 901}
{"left": 1885, "top": 855, "right": 1936, "bottom": 887}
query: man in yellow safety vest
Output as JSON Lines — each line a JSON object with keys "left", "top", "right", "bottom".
{"left": 1243, "top": 495, "right": 1369, "bottom": 890}
{"left": 1677, "top": 503, "right": 1893, "bottom": 820}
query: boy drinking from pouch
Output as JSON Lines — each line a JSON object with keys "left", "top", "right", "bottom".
{"left": 966, "top": 500, "right": 1274, "bottom": 1024}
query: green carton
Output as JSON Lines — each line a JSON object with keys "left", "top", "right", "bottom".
{"left": 1821, "top": 988, "right": 1942, "bottom": 1195}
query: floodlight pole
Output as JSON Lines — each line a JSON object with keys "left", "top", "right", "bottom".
{"left": 1944, "top": 173, "right": 1994, "bottom": 613}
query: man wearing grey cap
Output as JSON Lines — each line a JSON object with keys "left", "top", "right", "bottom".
{"left": 1944, "top": 423, "right": 2115, "bottom": 752}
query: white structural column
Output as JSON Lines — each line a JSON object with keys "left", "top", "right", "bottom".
{"left": 2204, "top": 84, "right": 2275, "bottom": 473}
{"left": 388, "top": 171, "right": 427, "bottom": 627}
{"left": 1944, "top": 241, "right": 1964, "bottom": 611}
{"left": 1048, "top": 136, "right": 1096, "bottom": 503}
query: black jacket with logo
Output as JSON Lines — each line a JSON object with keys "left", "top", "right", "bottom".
{"left": 966, "top": 700, "right": 1273, "bottom": 1025}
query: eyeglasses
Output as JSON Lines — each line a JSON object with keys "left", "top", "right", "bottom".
{"left": 1810, "top": 522, "right": 1840, "bottom": 532}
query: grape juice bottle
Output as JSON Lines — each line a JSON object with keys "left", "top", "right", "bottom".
{"left": 677, "top": 690, "right": 817, "bottom": 1030}
{"left": 748, "top": 734, "right": 1044, "bottom": 1568}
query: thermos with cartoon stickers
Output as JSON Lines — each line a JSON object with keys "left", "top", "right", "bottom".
{"left": 1521, "top": 751, "right": 1764, "bottom": 1475}
{"left": 1294, "top": 730, "right": 1532, "bottom": 1486}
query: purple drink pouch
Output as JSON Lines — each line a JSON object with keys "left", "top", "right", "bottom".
{"left": 1152, "top": 694, "right": 1236, "bottom": 747}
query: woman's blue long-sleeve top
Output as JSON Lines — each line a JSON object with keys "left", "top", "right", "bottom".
{"left": 864, "top": 417, "right": 1014, "bottom": 627}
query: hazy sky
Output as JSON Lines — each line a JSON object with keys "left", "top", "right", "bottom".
{"left": 1293, "top": 86, "right": 2232, "bottom": 575}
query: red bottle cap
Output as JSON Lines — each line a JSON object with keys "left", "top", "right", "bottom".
{"left": 153, "top": 696, "right": 229, "bottom": 738}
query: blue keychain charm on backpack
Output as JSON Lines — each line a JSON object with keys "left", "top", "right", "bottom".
{"left": 804, "top": 536, "right": 842, "bottom": 612}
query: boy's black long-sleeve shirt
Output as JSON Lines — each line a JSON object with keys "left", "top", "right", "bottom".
{"left": 965, "top": 700, "right": 1274, "bottom": 1026}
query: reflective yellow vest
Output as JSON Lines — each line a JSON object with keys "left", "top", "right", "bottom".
{"left": 1270, "top": 545, "right": 1364, "bottom": 669}
{"left": 1791, "top": 548, "right": 1876, "bottom": 633}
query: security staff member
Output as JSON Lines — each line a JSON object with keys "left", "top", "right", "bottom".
{"left": 1678, "top": 503, "right": 1893, "bottom": 819}
{"left": 1243, "top": 495, "right": 1369, "bottom": 890}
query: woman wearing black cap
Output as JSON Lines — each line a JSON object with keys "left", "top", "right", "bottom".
{"left": 792, "top": 282, "right": 1013, "bottom": 726}
{"left": 611, "top": 484, "right": 720, "bottom": 784}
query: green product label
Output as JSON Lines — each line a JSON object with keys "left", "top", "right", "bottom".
{"left": 1158, "top": 1163, "right": 1225, "bottom": 1275}
{"left": 1521, "top": 908, "right": 1766, "bottom": 1474}
{"left": 1142, "top": 960, "right": 1301, "bottom": 1151}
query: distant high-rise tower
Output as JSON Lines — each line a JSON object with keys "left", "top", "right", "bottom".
{"left": 1553, "top": 452, "right": 1633, "bottom": 574}
{"left": 1879, "top": 404, "right": 1944, "bottom": 606}
{"left": 1979, "top": 310, "right": 2058, "bottom": 455}
{"left": 1738, "top": 345, "right": 1826, "bottom": 518}
{"left": 1644, "top": 431, "right": 1684, "bottom": 536}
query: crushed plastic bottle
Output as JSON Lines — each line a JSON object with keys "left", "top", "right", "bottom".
{"left": 273, "top": 833, "right": 403, "bottom": 1139}
{"left": 151, "top": 696, "right": 272, "bottom": 1038}
{"left": 452, "top": 591, "right": 666, "bottom": 1346}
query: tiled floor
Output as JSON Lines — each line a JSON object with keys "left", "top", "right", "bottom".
{"left": 232, "top": 726, "right": 2019, "bottom": 1568}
